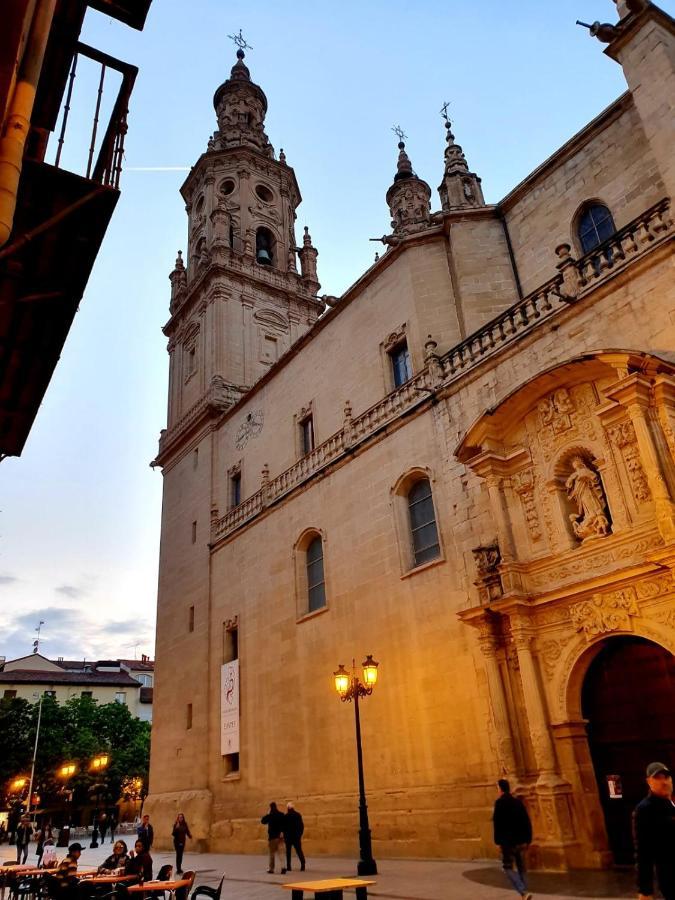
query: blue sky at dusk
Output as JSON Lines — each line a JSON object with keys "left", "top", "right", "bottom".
{"left": 2, "top": 0, "right": 671, "bottom": 662}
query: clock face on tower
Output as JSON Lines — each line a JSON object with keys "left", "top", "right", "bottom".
{"left": 235, "top": 409, "right": 264, "bottom": 449}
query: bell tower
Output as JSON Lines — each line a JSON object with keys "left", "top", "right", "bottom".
{"left": 160, "top": 39, "right": 324, "bottom": 446}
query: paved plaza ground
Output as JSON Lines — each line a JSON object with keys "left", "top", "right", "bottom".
{"left": 1, "top": 839, "right": 640, "bottom": 900}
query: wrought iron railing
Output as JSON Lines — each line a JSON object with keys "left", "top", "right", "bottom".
{"left": 54, "top": 42, "right": 138, "bottom": 189}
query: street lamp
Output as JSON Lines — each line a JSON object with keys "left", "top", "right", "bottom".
{"left": 89, "top": 755, "right": 110, "bottom": 848}
{"left": 26, "top": 691, "right": 45, "bottom": 822}
{"left": 56, "top": 762, "right": 76, "bottom": 847}
{"left": 333, "top": 655, "right": 379, "bottom": 876}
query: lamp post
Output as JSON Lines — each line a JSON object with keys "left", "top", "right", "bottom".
{"left": 26, "top": 691, "right": 44, "bottom": 822}
{"left": 89, "top": 754, "right": 110, "bottom": 848}
{"left": 333, "top": 655, "right": 379, "bottom": 876}
{"left": 56, "top": 763, "right": 76, "bottom": 847}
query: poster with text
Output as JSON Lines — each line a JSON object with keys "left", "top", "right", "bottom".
{"left": 221, "top": 660, "right": 240, "bottom": 755}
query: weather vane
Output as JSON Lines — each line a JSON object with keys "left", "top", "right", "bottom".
{"left": 391, "top": 124, "right": 407, "bottom": 143}
{"left": 227, "top": 29, "right": 253, "bottom": 52}
{"left": 440, "top": 101, "right": 451, "bottom": 122}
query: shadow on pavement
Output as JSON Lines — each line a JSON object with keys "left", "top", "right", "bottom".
{"left": 462, "top": 865, "right": 635, "bottom": 897}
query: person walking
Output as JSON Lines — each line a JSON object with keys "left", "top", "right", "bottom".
{"left": 493, "top": 779, "right": 533, "bottom": 900}
{"left": 283, "top": 803, "right": 306, "bottom": 873}
{"left": 261, "top": 802, "right": 285, "bottom": 874}
{"left": 634, "top": 761, "right": 675, "bottom": 900}
{"left": 98, "top": 812, "right": 108, "bottom": 844}
{"left": 15, "top": 815, "right": 33, "bottom": 864}
{"left": 136, "top": 814, "right": 154, "bottom": 852}
{"left": 172, "top": 814, "right": 192, "bottom": 875}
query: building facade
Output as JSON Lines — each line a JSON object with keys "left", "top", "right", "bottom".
{"left": 0, "top": 653, "right": 154, "bottom": 721}
{"left": 147, "top": 1, "right": 675, "bottom": 868}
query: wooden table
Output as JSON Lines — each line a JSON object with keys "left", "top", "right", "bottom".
{"left": 281, "top": 878, "right": 376, "bottom": 900}
{"left": 127, "top": 878, "right": 191, "bottom": 899}
{"left": 79, "top": 875, "right": 137, "bottom": 885}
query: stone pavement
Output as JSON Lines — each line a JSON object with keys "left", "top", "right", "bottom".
{"left": 1, "top": 841, "right": 639, "bottom": 899}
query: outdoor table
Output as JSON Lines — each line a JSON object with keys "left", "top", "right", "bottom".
{"left": 78, "top": 876, "right": 136, "bottom": 884}
{"left": 127, "top": 878, "right": 191, "bottom": 900}
{"left": 281, "top": 878, "right": 376, "bottom": 900}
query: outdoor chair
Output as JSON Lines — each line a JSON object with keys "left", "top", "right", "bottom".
{"left": 174, "top": 872, "right": 195, "bottom": 900}
{"left": 189, "top": 875, "right": 224, "bottom": 900}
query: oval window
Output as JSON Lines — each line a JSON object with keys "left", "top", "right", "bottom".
{"left": 220, "top": 179, "right": 235, "bottom": 196}
{"left": 255, "top": 183, "right": 274, "bottom": 203}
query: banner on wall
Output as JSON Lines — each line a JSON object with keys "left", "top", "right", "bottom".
{"left": 221, "top": 660, "right": 240, "bottom": 755}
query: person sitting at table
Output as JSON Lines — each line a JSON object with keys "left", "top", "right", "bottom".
{"left": 156, "top": 866, "right": 173, "bottom": 882}
{"left": 54, "top": 842, "right": 82, "bottom": 900}
{"left": 124, "top": 840, "right": 152, "bottom": 882}
{"left": 98, "top": 840, "right": 128, "bottom": 874}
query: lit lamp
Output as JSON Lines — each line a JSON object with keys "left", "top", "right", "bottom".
{"left": 58, "top": 763, "right": 76, "bottom": 779}
{"left": 56, "top": 762, "right": 76, "bottom": 847}
{"left": 89, "top": 754, "right": 110, "bottom": 848}
{"left": 11, "top": 777, "right": 27, "bottom": 793}
{"left": 332, "top": 656, "right": 379, "bottom": 876}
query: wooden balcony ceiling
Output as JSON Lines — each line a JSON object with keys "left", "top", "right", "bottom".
{"left": 0, "top": 159, "right": 118, "bottom": 457}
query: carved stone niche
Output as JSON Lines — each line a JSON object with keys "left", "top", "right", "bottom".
{"left": 553, "top": 447, "right": 612, "bottom": 545}
{"left": 472, "top": 542, "right": 503, "bottom": 605}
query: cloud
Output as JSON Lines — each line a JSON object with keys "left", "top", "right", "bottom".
{"left": 0, "top": 574, "right": 18, "bottom": 585}
{"left": 0, "top": 605, "right": 155, "bottom": 662}
{"left": 55, "top": 584, "right": 84, "bottom": 599}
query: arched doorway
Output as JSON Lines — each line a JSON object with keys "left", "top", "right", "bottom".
{"left": 581, "top": 636, "right": 675, "bottom": 864}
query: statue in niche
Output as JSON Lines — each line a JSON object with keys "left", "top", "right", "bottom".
{"left": 565, "top": 456, "right": 611, "bottom": 540}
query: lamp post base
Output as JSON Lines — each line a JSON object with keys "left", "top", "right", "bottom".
{"left": 357, "top": 858, "right": 378, "bottom": 876}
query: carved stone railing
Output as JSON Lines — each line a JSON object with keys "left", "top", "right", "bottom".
{"left": 440, "top": 197, "right": 672, "bottom": 377}
{"left": 208, "top": 198, "right": 673, "bottom": 543}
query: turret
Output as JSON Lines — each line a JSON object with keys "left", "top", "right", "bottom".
{"left": 385, "top": 134, "right": 431, "bottom": 236}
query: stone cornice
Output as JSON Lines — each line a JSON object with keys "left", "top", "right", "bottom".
{"left": 604, "top": 3, "right": 675, "bottom": 60}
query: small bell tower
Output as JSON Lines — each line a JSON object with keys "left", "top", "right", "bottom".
{"left": 159, "top": 33, "right": 324, "bottom": 445}
{"left": 385, "top": 127, "right": 432, "bottom": 237}
{"left": 437, "top": 103, "right": 484, "bottom": 211}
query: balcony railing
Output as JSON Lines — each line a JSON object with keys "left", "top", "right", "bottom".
{"left": 53, "top": 42, "right": 138, "bottom": 189}
{"left": 210, "top": 198, "right": 673, "bottom": 545}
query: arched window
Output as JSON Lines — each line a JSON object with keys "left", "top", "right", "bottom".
{"left": 306, "top": 536, "right": 326, "bottom": 612}
{"left": 577, "top": 203, "right": 616, "bottom": 254}
{"left": 255, "top": 227, "right": 275, "bottom": 266}
{"left": 407, "top": 478, "right": 441, "bottom": 567}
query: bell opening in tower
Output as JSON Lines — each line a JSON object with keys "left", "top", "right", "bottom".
{"left": 256, "top": 227, "right": 275, "bottom": 267}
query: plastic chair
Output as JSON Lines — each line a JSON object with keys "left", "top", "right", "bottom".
{"left": 174, "top": 872, "right": 195, "bottom": 900}
{"left": 189, "top": 875, "right": 223, "bottom": 900}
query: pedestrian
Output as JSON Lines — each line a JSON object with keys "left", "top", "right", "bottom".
{"left": 172, "top": 813, "right": 192, "bottom": 874}
{"left": 98, "top": 812, "right": 108, "bottom": 844}
{"left": 492, "top": 779, "right": 533, "bottom": 900}
{"left": 136, "top": 814, "right": 154, "bottom": 852}
{"left": 36, "top": 825, "right": 46, "bottom": 866}
{"left": 0, "top": 821, "right": 6, "bottom": 844}
{"left": 15, "top": 815, "right": 33, "bottom": 864}
{"left": 53, "top": 842, "right": 82, "bottom": 900}
{"left": 261, "top": 802, "right": 286, "bottom": 874}
{"left": 283, "top": 803, "right": 306, "bottom": 873}
{"left": 108, "top": 811, "right": 117, "bottom": 843}
{"left": 634, "top": 761, "right": 675, "bottom": 900}
{"left": 98, "top": 840, "right": 129, "bottom": 874}
{"left": 125, "top": 838, "right": 153, "bottom": 881}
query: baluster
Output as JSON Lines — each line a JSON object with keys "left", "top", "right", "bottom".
{"left": 55, "top": 52, "right": 79, "bottom": 169}
{"left": 87, "top": 63, "right": 106, "bottom": 180}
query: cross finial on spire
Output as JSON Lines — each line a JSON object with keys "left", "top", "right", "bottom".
{"left": 227, "top": 28, "right": 253, "bottom": 53}
{"left": 440, "top": 101, "right": 450, "bottom": 123}
{"left": 391, "top": 124, "right": 407, "bottom": 144}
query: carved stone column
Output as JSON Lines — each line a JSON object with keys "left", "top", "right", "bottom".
{"left": 485, "top": 474, "right": 516, "bottom": 562}
{"left": 606, "top": 373, "right": 675, "bottom": 542}
{"left": 476, "top": 614, "right": 518, "bottom": 776}
{"left": 510, "top": 620, "right": 560, "bottom": 785}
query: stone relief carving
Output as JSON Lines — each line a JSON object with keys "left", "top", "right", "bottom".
{"left": 383, "top": 325, "right": 407, "bottom": 353}
{"left": 538, "top": 388, "right": 575, "bottom": 434}
{"left": 539, "top": 638, "right": 565, "bottom": 677}
{"left": 235, "top": 409, "right": 264, "bottom": 450}
{"left": 565, "top": 456, "right": 611, "bottom": 540}
{"left": 472, "top": 543, "right": 503, "bottom": 604}
{"left": 653, "top": 608, "right": 675, "bottom": 630}
{"left": 607, "top": 420, "right": 651, "bottom": 503}
{"left": 530, "top": 532, "right": 662, "bottom": 587}
{"left": 513, "top": 469, "right": 542, "bottom": 541}
{"left": 569, "top": 587, "right": 639, "bottom": 639}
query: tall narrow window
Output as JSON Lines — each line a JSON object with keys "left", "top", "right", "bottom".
{"left": 407, "top": 478, "right": 441, "bottom": 567}
{"left": 577, "top": 203, "right": 616, "bottom": 253}
{"left": 300, "top": 415, "right": 315, "bottom": 456}
{"left": 230, "top": 471, "right": 242, "bottom": 507}
{"left": 115, "top": 692, "right": 127, "bottom": 705}
{"left": 390, "top": 341, "right": 412, "bottom": 387}
{"left": 192, "top": 448, "right": 199, "bottom": 470}
{"left": 188, "top": 605, "right": 195, "bottom": 633}
{"left": 186, "top": 703, "right": 193, "bottom": 730}
{"left": 191, "top": 520, "right": 197, "bottom": 544}
{"left": 306, "top": 536, "right": 326, "bottom": 612}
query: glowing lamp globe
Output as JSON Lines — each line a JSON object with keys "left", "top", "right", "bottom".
{"left": 362, "top": 655, "right": 379, "bottom": 688}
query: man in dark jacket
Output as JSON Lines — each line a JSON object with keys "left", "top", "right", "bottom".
{"left": 283, "top": 803, "right": 306, "bottom": 874}
{"left": 261, "top": 802, "right": 285, "bottom": 874}
{"left": 634, "top": 761, "right": 675, "bottom": 900}
{"left": 136, "top": 815, "right": 154, "bottom": 852}
{"left": 493, "top": 779, "right": 532, "bottom": 900}
{"left": 15, "top": 816, "right": 33, "bottom": 864}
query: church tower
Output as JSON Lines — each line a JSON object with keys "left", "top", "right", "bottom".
{"left": 161, "top": 43, "right": 324, "bottom": 444}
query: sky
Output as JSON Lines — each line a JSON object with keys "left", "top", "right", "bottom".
{"left": 2, "top": 0, "right": 672, "bottom": 663}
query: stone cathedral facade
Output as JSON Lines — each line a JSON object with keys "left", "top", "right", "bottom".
{"left": 147, "top": 1, "right": 675, "bottom": 869}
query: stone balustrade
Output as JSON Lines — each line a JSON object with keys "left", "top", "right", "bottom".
{"left": 207, "top": 197, "right": 673, "bottom": 543}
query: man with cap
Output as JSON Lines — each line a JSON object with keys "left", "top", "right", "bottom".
{"left": 54, "top": 842, "right": 82, "bottom": 900}
{"left": 634, "top": 762, "right": 675, "bottom": 900}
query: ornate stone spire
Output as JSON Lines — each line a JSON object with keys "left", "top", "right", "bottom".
{"left": 385, "top": 129, "right": 431, "bottom": 236}
{"left": 169, "top": 250, "right": 187, "bottom": 314}
{"left": 437, "top": 109, "right": 484, "bottom": 211}
{"left": 212, "top": 45, "right": 273, "bottom": 157}
{"left": 298, "top": 226, "right": 320, "bottom": 295}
